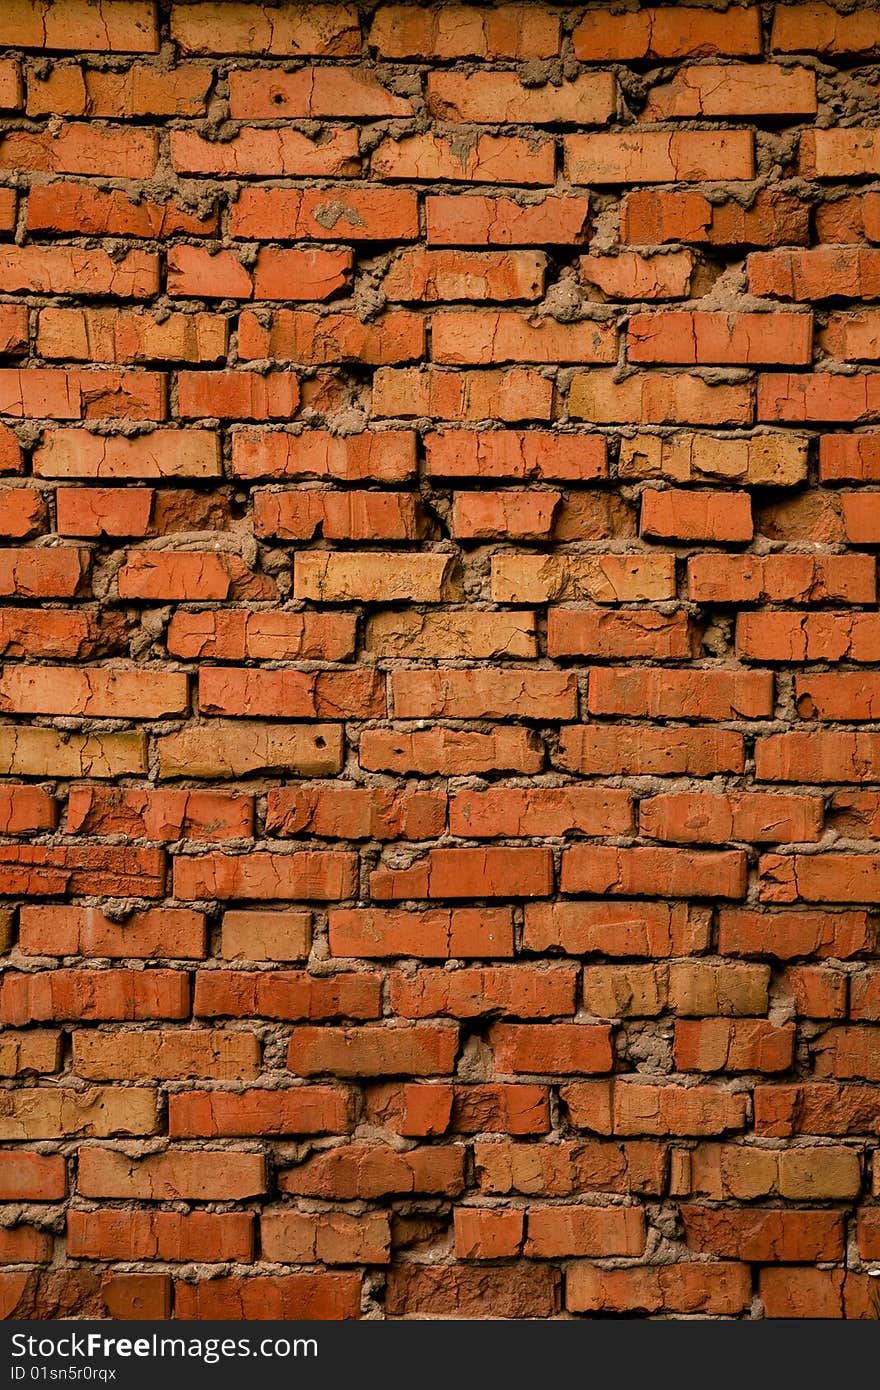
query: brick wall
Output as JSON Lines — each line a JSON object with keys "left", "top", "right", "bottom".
{"left": 1, "top": 0, "right": 879, "bottom": 1322}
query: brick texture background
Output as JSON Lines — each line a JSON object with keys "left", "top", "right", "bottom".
{"left": 2, "top": 0, "right": 880, "bottom": 1322}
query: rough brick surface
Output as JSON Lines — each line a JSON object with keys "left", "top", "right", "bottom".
{"left": 0, "top": 0, "right": 879, "bottom": 1325}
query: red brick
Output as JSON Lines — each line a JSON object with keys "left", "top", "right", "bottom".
{"left": 199, "top": 666, "right": 384, "bottom": 719}
{"left": 254, "top": 488, "right": 425, "bottom": 541}
{"left": 28, "top": 61, "right": 211, "bottom": 117}
{"left": 567, "top": 1262, "right": 751, "bottom": 1315}
{"left": 801, "top": 129, "right": 880, "bottom": 180}
{"left": 68, "top": 1210, "right": 254, "bottom": 1263}
{"left": 386, "top": 1263, "right": 558, "bottom": 1318}
{"left": 820, "top": 433, "right": 880, "bottom": 481}
{"left": 170, "top": 126, "right": 358, "bottom": 178}
{"left": 760, "top": 852, "right": 880, "bottom": 905}
{"left": 267, "top": 784, "right": 445, "bottom": 841}
{"left": 828, "top": 793, "right": 880, "bottom": 840}
{"left": 525, "top": 1205, "right": 645, "bottom": 1258}
{"left": 628, "top": 311, "right": 812, "bottom": 365}
{"left": 231, "top": 187, "right": 418, "bottom": 241}
{"left": 749, "top": 248, "right": 880, "bottom": 300}
{"left": 289, "top": 1024, "right": 458, "bottom": 1078}
{"left": 243, "top": 307, "right": 423, "bottom": 364}
{"left": 739, "top": 613, "right": 880, "bottom": 663}
{"left": 0, "top": 786, "right": 56, "bottom": 836}
{"left": 39, "top": 307, "right": 226, "bottom": 364}
{"left": 0, "top": 369, "right": 164, "bottom": 420}
{"left": 229, "top": 66, "right": 410, "bottom": 119}
{"left": 646, "top": 63, "right": 815, "bottom": 118}
{"left": 641, "top": 487, "right": 753, "bottom": 541}
{"left": 0, "top": 1151, "right": 65, "bottom": 1201}
{"left": 426, "top": 195, "right": 590, "bottom": 247}
{"left": 566, "top": 131, "right": 754, "bottom": 184}
{"left": 722, "top": 908, "right": 874, "bottom": 962}
{"left": 548, "top": 609, "right": 695, "bottom": 659}
{"left": 389, "top": 965, "right": 577, "bottom": 1019}
{"left": 675, "top": 1143, "right": 861, "bottom": 1200}
{"left": 370, "top": 846, "right": 553, "bottom": 900}
{"left": 177, "top": 370, "right": 300, "bottom": 421}
{"left": 0, "top": 486, "right": 42, "bottom": 538}
{"left": 453, "top": 1207, "right": 523, "bottom": 1260}
{"left": 621, "top": 189, "right": 809, "bottom": 247}
{"left": 166, "top": 609, "right": 355, "bottom": 661}
{"left": 588, "top": 666, "right": 772, "bottom": 720}
{"left": 262, "top": 1208, "right": 389, "bottom": 1265}
{"left": 0, "top": 1031, "right": 61, "bottom": 1077}
{"left": 682, "top": 1205, "right": 843, "bottom": 1262}
{"left": 0, "top": 1226, "right": 52, "bottom": 1262}
{"left": 0, "top": 844, "right": 162, "bottom": 896}
{"left": 0, "top": 664, "right": 186, "bottom": 718}
{"left": 490, "top": 1023, "right": 613, "bottom": 1075}
{"left": 173, "top": 849, "right": 355, "bottom": 901}
{"left": 77, "top": 1148, "right": 265, "bottom": 1200}
{"left": 641, "top": 792, "right": 822, "bottom": 845}
{"left": 0, "top": 125, "right": 157, "bottom": 176}
{"left": 690, "top": 554, "right": 874, "bottom": 604}
{"left": 19, "top": 905, "right": 206, "bottom": 959}
{"left": 295, "top": 550, "right": 457, "bottom": 603}
{"left": 563, "top": 1079, "right": 748, "bottom": 1137}
{"left": 27, "top": 181, "right": 216, "bottom": 237}
{"left": 232, "top": 429, "right": 415, "bottom": 482}
{"left": 858, "top": 1209, "right": 880, "bottom": 1257}
{"left": 34, "top": 429, "right": 219, "bottom": 479}
{"left": 674, "top": 1019, "right": 795, "bottom": 1073}
{"left": 366, "top": 609, "right": 538, "bottom": 659}
{"left": 3, "top": 1, "right": 157, "bottom": 50}
{"left": 561, "top": 845, "right": 747, "bottom": 899}
{"left": 117, "top": 550, "right": 275, "bottom": 602}
{"left": 579, "top": 250, "right": 693, "bottom": 299}
{"left": 65, "top": 788, "right": 251, "bottom": 844}
{"left": 220, "top": 911, "right": 312, "bottom": 962}
{"left": 573, "top": 7, "right": 761, "bottom": 58}
{"left": 492, "top": 553, "right": 673, "bottom": 603}
{"left": 428, "top": 69, "right": 615, "bottom": 125}
{"left": 394, "top": 248, "right": 544, "bottom": 303}
{"left": 557, "top": 724, "right": 745, "bottom": 777}
{"left": 570, "top": 370, "right": 752, "bottom": 425}
{"left": 425, "top": 429, "right": 605, "bottom": 481}
{"left": 524, "top": 902, "right": 710, "bottom": 957}
{"left": 194, "top": 969, "right": 380, "bottom": 1021}
{"left": 450, "top": 785, "right": 632, "bottom": 838}
{"left": 372, "top": 132, "right": 554, "bottom": 186}
{"left": 329, "top": 907, "right": 514, "bottom": 959}
{"left": 174, "top": 1274, "right": 361, "bottom": 1321}
{"left": 755, "top": 733, "right": 880, "bottom": 783}
{"left": 73, "top": 1029, "right": 259, "bottom": 1081}
{"left": 391, "top": 668, "right": 575, "bottom": 720}
{"left": 795, "top": 672, "right": 880, "bottom": 721}
{"left": 475, "top": 1138, "right": 666, "bottom": 1197}
{"left": 374, "top": 366, "right": 553, "bottom": 421}
{"left": 772, "top": 3, "right": 880, "bottom": 54}
{"left": 280, "top": 1140, "right": 465, "bottom": 1198}
{"left": 370, "top": 5, "right": 559, "bottom": 59}
{"left": 781, "top": 964, "right": 847, "bottom": 1018}
{"left": 1, "top": 969, "right": 188, "bottom": 1023}
{"left": 432, "top": 311, "right": 616, "bottom": 365}
{"left": 168, "top": 1087, "right": 351, "bottom": 1138}
{"left": 814, "top": 1028, "right": 880, "bottom": 1081}
{"left": 760, "top": 1267, "right": 846, "bottom": 1320}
